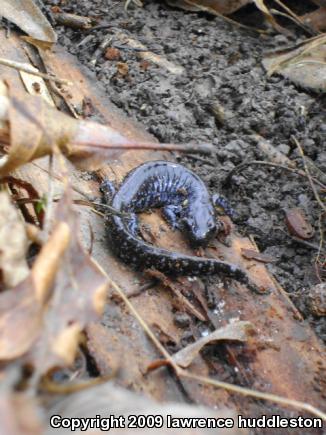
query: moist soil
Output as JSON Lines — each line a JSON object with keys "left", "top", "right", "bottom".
{"left": 45, "top": 0, "right": 325, "bottom": 341}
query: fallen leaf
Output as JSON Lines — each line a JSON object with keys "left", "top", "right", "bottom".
{"left": 166, "top": 0, "right": 250, "bottom": 16}
{"left": 285, "top": 208, "right": 315, "bottom": 240}
{"left": 301, "top": 6, "right": 326, "bottom": 32}
{"left": 0, "top": 0, "right": 56, "bottom": 45}
{"left": 253, "top": 0, "right": 288, "bottom": 34}
{"left": 172, "top": 321, "right": 254, "bottom": 368}
{"left": 0, "top": 392, "right": 43, "bottom": 435}
{"left": 166, "top": 0, "right": 287, "bottom": 33}
{"left": 263, "top": 34, "right": 326, "bottom": 92}
{"left": 46, "top": 382, "right": 243, "bottom": 435}
{"left": 27, "top": 188, "right": 108, "bottom": 376}
{"left": 241, "top": 248, "right": 275, "bottom": 263}
{"left": 0, "top": 187, "right": 108, "bottom": 372}
{"left": 105, "top": 47, "right": 121, "bottom": 61}
{"left": 0, "top": 82, "right": 213, "bottom": 175}
{"left": 19, "top": 66, "right": 55, "bottom": 106}
{"left": 0, "top": 220, "right": 70, "bottom": 360}
{"left": 0, "top": 191, "right": 29, "bottom": 287}
{"left": 0, "top": 276, "right": 43, "bottom": 359}
{"left": 116, "top": 62, "right": 129, "bottom": 76}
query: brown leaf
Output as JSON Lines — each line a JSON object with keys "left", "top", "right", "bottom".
{"left": 0, "top": 85, "right": 78, "bottom": 176}
{"left": 301, "top": 6, "right": 326, "bottom": 32}
{"left": 0, "top": 187, "right": 107, "bottom": 372}
{"left": 46, "top": 382, "right": 243, "bottom": 435}
{"left": 253, "top": 0, "right": 289, "bottom": 34}
{"left": 0, "top": 0, "right": 56, "bottom": 45}
{"left": 0, "top": 192, "right": 29, "bottom": 287}
{"left": 263, "top": 34, "right": 326, "bottom": 92}
{"left": 0, "top": 83, "right": 213, "bottom": 174}
{"left": 27, "top": 188, "right": 108, "bottom": 375}
{"left": 172, "top": 321, "right": 254, "bottom": 368}
{"left": 0, "top": 220, "right": 70, "bottom": 360}
{"left": 285, "top": 208, "right": 315, "bottom": 240}
{"left": 0, "top": 392, "right": 43, "bottom": 435}
{"left": 0, "top": 276, "right": 43, "bottom": 360}
{"left": 241, "top": 248, "right": 275, "bottom": 263}
{"left": 166, "top": 0, "right": 250, "bottom": 16}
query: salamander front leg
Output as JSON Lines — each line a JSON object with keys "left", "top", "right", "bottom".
{"left": 162, "top": 205, "right": 182, "bottom": 230}
{"left": 100, "top": 179, "right": 116, "bottom": 204}
{"left": 212, "top": 193, "right": 236, "bottom": 218}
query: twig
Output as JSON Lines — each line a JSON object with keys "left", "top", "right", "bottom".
{"left": 93, "top": 260, "right": 326, "bottom": 420}
{"left": 288, "top": 235, "right": 322, "bottom": 251}
{"left": 31, "top": 162, "right": 130, "bottom": 218}
{"left": 223, "top": 160, "right": 326, "bottom": 189}
{"left": 270, "top": 9, "right": 313, "bottom": 34}
{"left": 179, "top": 371, "right": 326, "bottom": 421}
{"left": 272, "top": 0, "right": 315, "bottom": 34}
{"left": 74, "top": 140, "right": 214, "bottom": 155}
{"left": 53, "top": 12, "right": 94, "bottom": 30}
{"left": 316, "top": 212, "right": 325, "bottom": 264}
{"left": 115, "top": 32, "right": 184, "bottom": 75}
{"left": 43, "top": 154, "right": 54, "bottom": 237}
{"left": 0, "top": 57, "right": 72, "bottom": 86}
{"left": 291, "top": 136, "right": 326, "bottom": 213}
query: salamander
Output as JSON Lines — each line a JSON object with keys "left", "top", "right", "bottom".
{"left": 100, "top": 161, "right": 261, "bottom": 293}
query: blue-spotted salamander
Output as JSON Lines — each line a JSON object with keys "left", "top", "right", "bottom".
{"left": 100, "top": 161, "right": 261, "bottom": 293}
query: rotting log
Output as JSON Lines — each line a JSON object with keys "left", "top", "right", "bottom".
{"left": 0, "top": 30, "right": 325, "bottom": 429}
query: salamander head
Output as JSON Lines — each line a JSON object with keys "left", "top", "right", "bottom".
{"left": 183, "top": 205, "right": 217, "bottom": 246}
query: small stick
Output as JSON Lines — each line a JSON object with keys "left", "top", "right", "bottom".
{"left": 115, "top": 32, "right": 184, "bottom": 75}
{"left": 73, "top": 140, "right": 214, "bottom": 155}
{"left": 272, "top": 0, "right": 314, "bottom": 34}
{"left": 0, "top": 57, "right": 72, "bottom": 86}
{"left": 53, "top": 12, "right": 94, "bottom": 30}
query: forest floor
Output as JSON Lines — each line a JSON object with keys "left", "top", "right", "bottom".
{"left": 45, "top": 0, "right": 325, "bottom": 341}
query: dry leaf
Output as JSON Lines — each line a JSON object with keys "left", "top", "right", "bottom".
{"left": 0, "top": 191, "right": 29, "bottom": 287}
{"left": 0, "top": 219, "right": 70, "bottom": 360}
{"left": 263, "top": 34, "right": 326, "bottom": 92}
{"left": 0, "top": 0, "right": 56, "bottom": 45}
{"left": 241, "top": 248, "right": 275, "bottom": 263}
{"left": 285, "top": 208, "right": 315, "bottom": 240}
{"left": 252, "top": 0, "right": 288, "bottom": 34}
{"left": 0, "top": 276, "right": 43, "bottom": 359}
{"left": 0, "top": 187, "right": 107, "bottom": 370}
{"left": 302, "top": 6, "right": 326, "bottom": 32}
{"left": 46, "top": 382, "right": 245, "bottom": 435}
{"left": 19, "top": 66, "right": 55, "bottom": 106}
{"left": 26, "top": 188, "right": 108, "bottom": 376}
{"left": 166, "top": 0, "right": 287, "bottom": 33}
{"left": 166, "top": 0, "right": 250, "bottom": 16}
{"left": 0, "top": 392, "right": 43, "bottom": 435}
{"left": 172, "top": 321, "right": 254, "bottom": 368}
{"left": 0, "top": 83, "right": 213, "bottom": 175}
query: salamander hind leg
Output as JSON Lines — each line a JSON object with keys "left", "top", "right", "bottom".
{"left": 125, "top": 213, "right": 139, "bottom": 236}
{"left": 162, "top": 205, "right": 183, "bottom": 230}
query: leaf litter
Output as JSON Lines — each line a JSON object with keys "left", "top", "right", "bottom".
{"left": 0, "top": 1, "right": 325, "bottom": 431}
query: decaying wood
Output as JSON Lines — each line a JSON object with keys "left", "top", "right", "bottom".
{"left": 0, "top": 30, "right": 325, "bottom": 426}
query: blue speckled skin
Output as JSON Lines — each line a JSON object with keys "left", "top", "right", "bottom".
{"left": 101, "top": 161, "right": 260, "bottom": 293}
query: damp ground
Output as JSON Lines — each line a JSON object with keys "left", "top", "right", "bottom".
{"left": 45, "top": 0, "right": 325, "bottom": 341}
